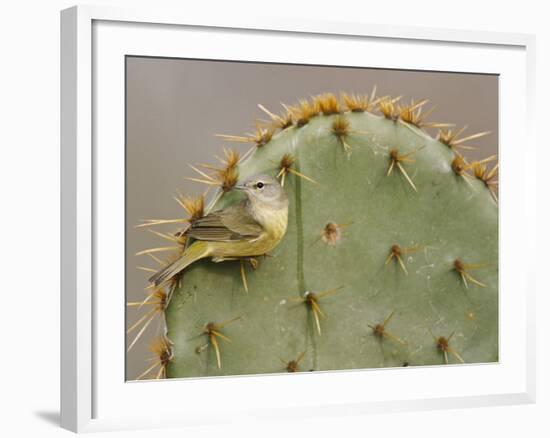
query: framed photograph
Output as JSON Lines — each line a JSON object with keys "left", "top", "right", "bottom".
{"left": 61, "top": 5, "right": 536, "bottom": 433}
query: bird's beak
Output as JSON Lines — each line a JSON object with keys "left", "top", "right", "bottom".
{"left": 234, "top": 184, "right": 246, "bottom": 191}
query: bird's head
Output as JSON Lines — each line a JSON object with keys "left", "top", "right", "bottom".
{"left": 235, "top": 174, "right": 287, "bottom": 207}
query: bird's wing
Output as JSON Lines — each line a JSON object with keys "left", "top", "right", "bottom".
{"left": 185, "top": 201, "right": 263, "bottom": 242}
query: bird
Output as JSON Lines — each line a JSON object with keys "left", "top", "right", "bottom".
{"left": 149, "top": 174, "right": 289, "bottom": 287}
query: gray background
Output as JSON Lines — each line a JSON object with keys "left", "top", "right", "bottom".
{"left": 126, "top": 56, "right": 498, "bottom": 380}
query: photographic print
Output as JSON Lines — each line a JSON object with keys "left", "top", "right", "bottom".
{"left": 125, "top": 57, "right": 498, "bottom": 380}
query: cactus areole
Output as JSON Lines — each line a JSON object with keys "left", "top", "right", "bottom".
{"left": 133, "top": 92, "right": 498, "bottom": 380}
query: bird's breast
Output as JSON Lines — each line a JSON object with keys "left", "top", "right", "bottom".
{"left": 256, "top": 207, "right": 288, "bottom": 242}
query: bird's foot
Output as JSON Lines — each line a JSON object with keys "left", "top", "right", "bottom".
{"left": 247, "top": 258, "right": 259, "bottom": 270}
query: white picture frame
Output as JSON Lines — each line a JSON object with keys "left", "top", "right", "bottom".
{"left": 61, "top": 4, "right": 536, "bottom": 433}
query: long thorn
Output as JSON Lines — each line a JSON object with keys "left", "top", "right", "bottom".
{"left": 383, "top": 310, "right": 396, "bottom": 326}
{"left": 126, "top": 301, "right": 162, "bottom": 307}
{"left": 136, "top": 219, "right": 188, "bottom": 228}
{"left": 312, "top": 307, "right": 322, "bottom": 335}
{"left": 136, "top": 361, "right": 160, "bottom": 380}
{"left": 135, "top": 246, "right": 178, "bottom": 256}
{"left": 287, "top": 168, "right": 318, "bottom": 184}
{"left": 463, "top": 272, "right": 487, "bottom": 288}
{"left": 448, "top": 347, "right": 465, "bottom": 363}
{"left": 217, "top": 316, "right": 241, "bottom": 329}
{"left": 384, "top": 331, "right": 406, "bottom": 345}
{"left": 240, "top": 259, "right": 249, "bottom": 294}
{"left": 396, "top": 162, "right": 418, "bottom": 192}
{"left": 310, "top": 299, "right": 325, "bottom": 319}
{"left": 185, "top": 177, "right": 219, "bottom": 186}
{"left": 387, "top": 160, "right": 395, "bottom": 176}
{"left": 127, "top": 313, "right": 156, "bottom": 352}
{"left": 396, "top": 254, "right": 408, "bottom": 275}
{"left": 210, "top": 330, "right": 232, "bottom": 343}
{"left": 316, "top": 286, "right": 344, "bottom": 298}
{"left": 188, "top": 164, "right": 216, "bottom": 181}
{"left": 460, "top": 272, "right": 469, "bottom": 289}
{"left": 155, "top": 365, "right": 165, "bottom": 380}
{"left": 147, "top": 229, "right": 179, "bottom": 242}
{"left": 210, "top": 334, "right": 221, "bottom": 369}
{"left": 127, "top": 307, "right": 156, "bottom": 334}
{"left": 453, "top": 131, "right": 491, "bottom": 145}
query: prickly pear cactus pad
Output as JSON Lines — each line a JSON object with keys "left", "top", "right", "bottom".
{"left": 130, "top": 92, "right": 498, "bottom": 379}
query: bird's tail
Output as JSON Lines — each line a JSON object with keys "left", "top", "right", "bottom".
{"left": 148, "top": 242, "right": 210, "bottom": 287}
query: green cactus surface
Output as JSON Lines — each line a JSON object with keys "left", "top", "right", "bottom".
{"left": 133, "top": 93, "right": 498, "bottom": 379}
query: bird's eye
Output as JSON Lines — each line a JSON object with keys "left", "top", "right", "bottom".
{"left": 256, "top": 181, "right": 264, "bottom": 189}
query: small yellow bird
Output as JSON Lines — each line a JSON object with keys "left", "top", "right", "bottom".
{"left": 149, "top": 174, "right": 289, "bottom": 287}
